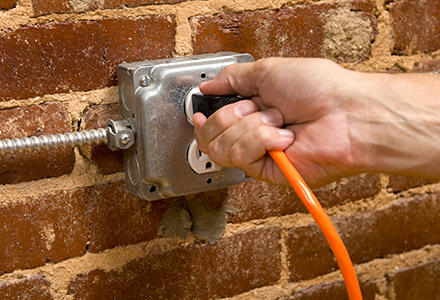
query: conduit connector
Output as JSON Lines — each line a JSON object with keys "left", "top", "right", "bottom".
{"left": 0, "top": 119, "right": 135, "bottom": 155}
{"left": 106, "top": 119, "right": 135, "bottom": 151}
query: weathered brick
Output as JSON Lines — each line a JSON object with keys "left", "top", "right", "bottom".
{"left": 32, "top": 0, "right": 71, "bottom": 16}
{"left": 68, "top": 226, "right": 282, "bottom": 299}
{"left": 0, "top": 274, "right": 53, "bottom": 299}
{"left": 81, "top": 104, "right": 124, "bottom": 174}
{"left": 227, "top": 174, "right": 381, "bottom": 223}
{"left": 86, "top": 180, "right": 169, "bottom": 253}
{"left": 39, "top": 21, "right": 108, "bottom": 94}
{"left": 191, "top": 0, "right": 376, "bottom": 60}
{"left": 104, "top": 0, "right": 185, "bottom": 10}
{"left": 32, "top": 0, "right": 184, "bottom": 16}
{"left": 0, "top": 189, "right": 88, "bottom": 273}
{"left": 387, "top": 175, "right": 438, "bottom": 193}
{"left": 279, "top": 280, "right": 376, "bottom": 300}
{"left": 390, "top": 260, "right": 440, "bottom": 300}
{"left": 0, "top": 0, "right": 16, "bottom": 10}
{"left": 389, "top": 0, "right": 440, "bottom": 55}
{"left": 413, "top": 59, "right": 440, "bottom": 73}
{"left": 0, "top": 16, "right": 176, "bottom": 101}
{"left": 287, "top": 193, "right": 440, "bottom": 281}
{"left": 98, "top": 16, "right": 176, "bottom": 86}
{"left": 0, "top": 103, "right": 75, "bottom": 184}
{"left": 0, "top": 26, "right": 56, "bottom": 100}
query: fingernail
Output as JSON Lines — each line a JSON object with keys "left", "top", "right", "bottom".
{"left": 262, "top": 109, "right": 282, "bottom": 125}
{"left": 278, "top": 129, "right": 294, "bottom": 139}
{"left": 235, "top": 101, "right": 255, "bottom": 117}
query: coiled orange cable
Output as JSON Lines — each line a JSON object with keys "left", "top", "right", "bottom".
{"left": 268, "top": 150, "right": 362, "bottom": 300}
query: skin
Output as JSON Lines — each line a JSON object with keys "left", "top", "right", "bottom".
{"left": 193, "top": 57, "right": 440, "bottom": 189}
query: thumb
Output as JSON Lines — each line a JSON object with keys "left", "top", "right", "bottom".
{"left": 199, "top": 61, "right": 261, "bottom": 97}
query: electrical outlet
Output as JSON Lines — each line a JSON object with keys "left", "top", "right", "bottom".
{"left": 117, "top": 52, "right": 254, "bottom": 201}
{"left": 187, "top": 139, "right": 223, "bottom": 174}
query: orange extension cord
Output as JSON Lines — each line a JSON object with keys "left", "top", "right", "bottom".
{"left": 269, "top": 150, "right": 363, "bottom": 300}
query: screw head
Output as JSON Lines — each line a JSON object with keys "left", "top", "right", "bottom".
{"left": 140, "top": 75, "right": 150, "bottom": 87}
{"left": 119, "top": 133, "right": 131, "bottom": 145}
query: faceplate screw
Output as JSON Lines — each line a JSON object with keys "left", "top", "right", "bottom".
{"left": 140, "top": 75, "right": 150, "bottom": 87}
{"left": 119, "top": 133, "right": 131, "bottom": 145}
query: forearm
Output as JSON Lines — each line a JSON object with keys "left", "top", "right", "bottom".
{"left": 349, "top": 72, "right": 440, "bottom": 178}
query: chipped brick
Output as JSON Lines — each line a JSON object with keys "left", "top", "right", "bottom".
{"left": 98, "top": 16, "right": 176, "bottom": 87}
{"left": 387, "top": 175, "right": 438, "bottom": 193}
{"left": 391, "top": 260, "right": 440, "bottom": 300}
{"left": 227, "top": 174, "right": 381, "bottom": 223}
{"left": 0, "top": 103, "right": 75, "bottom": 184}
{"left": 0, "top": 189, "right": 88, "bottom": 273}
{"left": 0, "top": 16, "right": 176, "bottom": 101}
{"left": 86, "top": 180, "right": 169, "bottom": 253}
{"left": 32, "top": 0, "right": 71, "bottom": 16}
{"left": 0, "top": 0, "right": 16, "bottom": 10}
{"left": 0, "top": 274, "right": 52, "bottom": 299}
{"left": 287, "top": 193, "right": 440, "bottom": 280}
{"left": 32, "top": 0, "right": 184, "bottom": 16}
{"left": 68, "top": 227, "right": 282, "bottom": 299}
{"left": 191, "top": 1, "right": 376, "bottom": 60}
{"left": 389, "top": 0, "right": 440, "bottom": 55}
{"left": 413, "top": 59, "right": 440, "bottom": 73}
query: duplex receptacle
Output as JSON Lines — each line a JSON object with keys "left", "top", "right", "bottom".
{"left": 117, "top": 52, "right": 254, "bottom": 201}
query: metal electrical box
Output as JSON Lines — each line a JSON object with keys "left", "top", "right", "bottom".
{"left": 117, "top": 52, "right": 254, "bottom": 201}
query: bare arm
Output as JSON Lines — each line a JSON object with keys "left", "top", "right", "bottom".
{"left": 193, "top": 57, "right": 440, "bottom": 188}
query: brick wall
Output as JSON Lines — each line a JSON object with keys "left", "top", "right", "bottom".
{"left": 0, "top": 0, "right": 439, "bottom": 299}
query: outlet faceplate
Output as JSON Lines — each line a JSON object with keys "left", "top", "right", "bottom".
{"left": 117, "top": 52, "right": 254, "bottom": 201}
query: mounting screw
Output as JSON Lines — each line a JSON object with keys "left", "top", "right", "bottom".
{"left": 119, "top": 133, "right": 131, "bottom": 145}
{"left": 140, "top": 75, "right": 150, "bottom": 87}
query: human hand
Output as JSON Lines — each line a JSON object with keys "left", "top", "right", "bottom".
{"left": 193, "top": 57, "right": 361, "bottom": 188}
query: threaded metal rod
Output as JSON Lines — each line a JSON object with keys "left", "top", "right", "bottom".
{"left": 0, "top": 128, "right": 109, "bottom": 155}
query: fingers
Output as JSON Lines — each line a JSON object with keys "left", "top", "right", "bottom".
{"left": 194, "top": 100, "right": 294, "bottom": 170}
{"left": 229, "top": 127, "right": 294, "bottom": 169}
{"left": 194, "top": 100, "right": 259, "bottom": 153}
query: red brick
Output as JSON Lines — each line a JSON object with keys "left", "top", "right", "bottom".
{"left": 191, "top": 1, "right": 376, "bottom": 60}
{"left": 0, "top": 0, "right": 16, "bottom": 10}
{"left": 387, "top": 175, "right": 438, "bottom": 193}
{"left": 68, "top": 226, "right": 282, "bottom": 299}
{"left": 104, "top": 0, "right": 184, "bottom": 10}
{"left": 413, "top": 59, "right": 440, "bottom": 73}
{"left": 287, "top": 193, "right": 440, "bottom": 281}
{"left": 32, "top": 0, "right": 184, "bottom": 16}
{"left": 227, "top": 174, "right": 381, "bottom": 223}
{"left": 32, "top": 0, "right": 71, "bottom": 16}
{"left": 82, "top": 104, "right": 124, "bottom": 174}
{"left": 390, "top": 260, "right": 440, "bottom": 300}
{"left": 389, "top": 0, "right": 440, "bottom": 55}
{"left": 0, "top": 274, "right": 52, "bottom": 299}
{"left": 98, "top": 16, "right": 176, "bottom": 86}
{"left": 0, "top": 26, "right": 56, "bottom": 100}
{"left": 0, "top": 189, "right": 88, "bottom": 273}
{"left": 86, "top": 180, "right": 169, "bottom": 253}
{"left": 0, "top": 103, "right": 75, "bottom": 184}
{"left": 280, "top": 280, "right": 376, "bottom": 300}
{"left": 0, "top": 16, "right": 176, "bottom": 101}
{"left": 39, "top": 22, "right": 108, "bottom": 94}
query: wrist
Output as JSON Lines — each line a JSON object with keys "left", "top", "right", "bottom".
{"left": 345, "top": 71, "right": 440, "bottom": 178}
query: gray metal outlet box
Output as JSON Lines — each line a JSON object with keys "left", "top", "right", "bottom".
{"left": 117, "top": 52, "right": 254, "bottom": 201}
